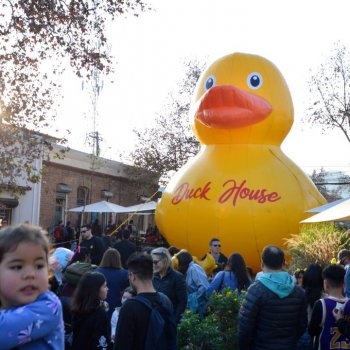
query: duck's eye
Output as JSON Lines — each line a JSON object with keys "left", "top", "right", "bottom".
{"left": 205, "top": 75, "right": 216, "bottom": 90}
{"left": 247, "top": 72, "right": 263, "bottom": 90}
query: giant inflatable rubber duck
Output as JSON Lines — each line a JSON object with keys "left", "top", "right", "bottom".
{"left": 156, "top": 53, "right": 326, "bottom": 272}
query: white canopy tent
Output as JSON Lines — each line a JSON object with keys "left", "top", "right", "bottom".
{"left": 68, "top": 200, "right": 127, "bottom": 213}
{"left": 68, "top": 200, "right": 157, "bottom": 233}
{"left": 305, "top": 196, "right": 350, "bottom": 213}
{"left": 121, "top": 201, "right": 157, "bottom": 213}
{"left": 301, "top": 197, "right": 350, "bottom": 223}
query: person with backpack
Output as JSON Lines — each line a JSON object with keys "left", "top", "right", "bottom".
{"left": 114, "top": 253, "right": 176, "bottom": 350}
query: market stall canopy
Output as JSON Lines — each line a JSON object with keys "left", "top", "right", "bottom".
{"left": 68, "top": 200, "right": 127, "bottom": 213}
{"left": 305, "top": 196, "right": 350, "bottom": 213}
{"left": 301, "top": 197, "right": 350, "bottom": 223}
{"left": 121, "top": 201, "right": 157, "bottom": 213}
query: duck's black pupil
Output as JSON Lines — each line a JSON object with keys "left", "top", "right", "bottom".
{"left": 206, "top": 78, "right": 214, "bottom": 90}
{"left": 250, "top": 75, "right": 260, "bottom": 87}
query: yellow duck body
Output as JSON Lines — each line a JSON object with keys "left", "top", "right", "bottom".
{"left": 155, "top": 53, "right": 325, "bottom": 272}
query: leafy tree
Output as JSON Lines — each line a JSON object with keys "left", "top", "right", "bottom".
{"left": 0, "top": 0, "right": 147, "bottom": 195}
{"left": 177, "top": 288, "right": 244, "bottom": 350}
{"left": 306, "top": 43, "right": 350, "bottom": 143}
{"left": 130, "top": 60, "right": 204, "bottom": 184}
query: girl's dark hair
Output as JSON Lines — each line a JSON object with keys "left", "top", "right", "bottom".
{"left": 302, "top": 263, "right": 323, "bottom": 308}
{"left": 176, "top": 250, "right": 193, "bottom": 275}
{"left": 294, "top": 269, "right": 305, "bottom": 280}
{"left": 70, "top": 271, "right": 106, "bottom": 314}
{"left": 226, "top": 253, "right": 251, "bottom": 291}
{"left": 0, "top": 224, "right": 50, "bottom": 262}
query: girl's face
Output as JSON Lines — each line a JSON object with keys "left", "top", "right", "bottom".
{"left": 121, "top": 291, "right": 133, "bottom": 304}
{"left": 0, "top": 242, "right": 48, "bottom": 308}
{"left": 295, "top": 273, "right": 304, "bottom": 287}
{"left": 99, "top": 281, "right": 108, "bottom": 300}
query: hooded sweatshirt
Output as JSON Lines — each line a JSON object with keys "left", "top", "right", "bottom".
{"left": 258, "top": 271, "right": 295, "bottom": 298}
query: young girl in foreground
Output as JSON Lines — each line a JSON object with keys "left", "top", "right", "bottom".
{"left": 70, "top": 271, "right": 111, "bottom": 349}
{"left": 0, "top": 224, "right": 64, "bottom": 349}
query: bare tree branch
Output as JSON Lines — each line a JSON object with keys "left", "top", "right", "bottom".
{"left": 128, "top": 59, "right": 205, "bottom": 185}
{"left": 306, "top": 43, "right": 350, "bottom": 144}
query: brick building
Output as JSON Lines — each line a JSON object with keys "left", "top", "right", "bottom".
{"left": 39, "top": 146, "right": 159, "bottom": 232}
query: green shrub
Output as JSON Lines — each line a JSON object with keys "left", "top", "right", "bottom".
{"left": 285, "top": 222, "right": 349, "bottom": 270}
{"left": 177, "top": 288, "right": 245, "bottom": 350}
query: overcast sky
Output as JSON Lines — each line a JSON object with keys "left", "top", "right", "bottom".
{"left": 54, "top": 0, "right": 350, "bottom": 174}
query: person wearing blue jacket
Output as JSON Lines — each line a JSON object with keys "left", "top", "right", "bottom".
{"left": 238, "top": 245, "right": 307, "bottom": 350}
{"left": 0, "top": 224, "right": 64, "bottom": 349}
{"left": 96, "top": 248, "right": 129, "bottom": 319}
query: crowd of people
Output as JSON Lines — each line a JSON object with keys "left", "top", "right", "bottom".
{"left": 2, "top": 223, "right": 350, "bottom": 349}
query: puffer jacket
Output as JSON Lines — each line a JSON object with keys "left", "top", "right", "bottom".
{"left": 238, "top": 280, "right": 307, "bottom": 350}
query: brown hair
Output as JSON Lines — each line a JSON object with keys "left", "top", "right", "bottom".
{"left": 99, "top": 248, "right": 122, "bottom": 269}
{"left": 0, "top": 224, "right": 50, "bottom": 263}
{"left": 70, "top": 271, "right": 106, "bottom": 314}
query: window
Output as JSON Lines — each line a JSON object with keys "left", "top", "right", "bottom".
{"left": 0, "top": 207, "right": 11, "bottom": 226}
{"left": 77, "top": 186, "right": 89, "bottom": 207}
{"left": 55, "top": 192, "right": 66, "bottom": 224}
{"left": 54, "top": 183, "right": 72, "bottom": 225}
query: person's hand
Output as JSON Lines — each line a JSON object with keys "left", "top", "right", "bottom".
{"left": 333, "top": 307, "right": 344, "bottom": 321}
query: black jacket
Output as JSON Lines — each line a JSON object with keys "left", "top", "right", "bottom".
{"left": 80, "top": 236, "right": 106, "bottom": 265}
{"left": 153, "top": 269, "right": 187, "bottom": 323}
{"left": 113, "top": 240, "right": 136, "bottom": 268}
{"left": 238, "top": 280, "right": 307, "bottom": 350}
{"left": 114, "top": 292, "right": 176, "bottom": 350}
{"left": 71, "top": 306, "right": 111, "bottom": 350}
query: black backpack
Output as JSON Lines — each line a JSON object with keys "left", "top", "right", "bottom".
{"left": 133, "top": 293, "right": 177, "bottom": 350}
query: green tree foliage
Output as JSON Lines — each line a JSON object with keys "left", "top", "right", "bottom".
{"left": 285, "top": 222, "right": 349, "bottom": 270}
{"left": 307, "top": 43, "right": 350, "bottom": 143}
{"left": 0, "top": 0, "right": 147, "bottom": 195}
{"left": 130, "top": 60, "right": 204, "bottom": 184}
{"left": 177, "top": 288, "right": 244, "bottom": 350}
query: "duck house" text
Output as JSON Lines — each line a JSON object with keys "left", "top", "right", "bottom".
{"left": 171, "top": 179, "right": 281, "bottom": 206}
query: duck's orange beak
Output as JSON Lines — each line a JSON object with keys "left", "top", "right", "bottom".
{"left": 195, "top": 85, "right": 272, "bottom": 129}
